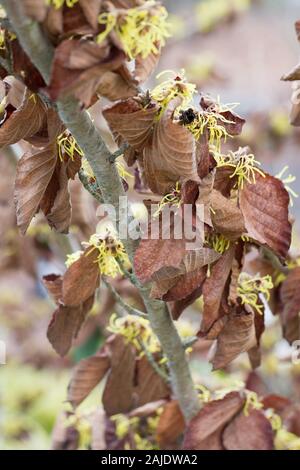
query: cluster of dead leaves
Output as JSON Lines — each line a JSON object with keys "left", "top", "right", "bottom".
{"left": 43, "top": 246, "right": 100, "bottom": 356}
{"left": 4, "top": 0, "right": 164, "bottom": 107}
{"left": 0, "top": 78, "right": 82, "bottom": 234}
{"left": 103, "top": 93, "right": 292, "bottom": 369}
{"left": 62, "top": 331, "right": 175, "bottom": 449}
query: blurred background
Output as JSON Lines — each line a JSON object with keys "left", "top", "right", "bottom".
{"left": 1, "top": 0, "right": 300, "bottom": 450}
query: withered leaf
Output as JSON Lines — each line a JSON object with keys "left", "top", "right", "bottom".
{"left": 146, "top": 99, "right": 199, "bottom": 182}
{"left": 68, "top": 350, "right": 111, "bottom": 407}
{"left": 45, "top": 162, "right": 71, "bottom": 233}
{"left": 156, "top": 401, "right": 185, "bottom": 449}
{"left": 210, "top": 189, "right": 245, "bottom": 240}
{"left": 79, "top": 0, "right": 103, "bottom": 30}
{"left": 96, "top": 71, "right": 138, "bottom": 101}
{"left": 43, "top": 274, "right": 63, "bottom": 304}
{"left": 134, "top": 52, "right": 160, "bottom": 83}
{"left": 103, "top": 98, "right": 158, "bottom": 151}
{"left": 223, "top": 409, "right": 274, "bottom": 450}
{"left": 282, "top": 63, "right": 300, "bottom": 81}
{"left": 62, "top": 247, "right": 100, "bottom": 307}
{"left": 279, "top": 267, "right": 300, "bottom": 344}
{"left": 47, "top": 295, "right": 95, "bottom": 357}
{"left": 0, "top": 93, "right": 47, "bottom": 148}
{"left": 200, "top": 96, "right": 245, "bottom": 136}
{"left": 23, "top": 0, "right": 48, "bottom": 22}
{"left": 169, "top": 284, "right": 203, "bottom": 320}
{"left": 48, "top": 39, "right": 125, "bottom": 106}
{"left": 134, "top": 237, "right": 186, "bottom": 284}
{"left": 183, "top": 392, "right": 245, "bottom": 450}
{"left": 134, "top": 356, "right": 170, "bottom": 408}
{"left": 211, "top": 309, "right": 257, "bottom": 370}
{"left": 102, "top": 335, "right": 136, "bottom": 416}
{"left": 239, "top": 173, "right": 291, "bottom": 259}
{"left": 201, "top": 246, "right": 235, "bottom": 334}
{"left": 14, "top": 144, "right": 57, "bottom": 234}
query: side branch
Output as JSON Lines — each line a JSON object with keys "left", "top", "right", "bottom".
{"left": 2, "top": 0, "right": 200, "bottom": 422}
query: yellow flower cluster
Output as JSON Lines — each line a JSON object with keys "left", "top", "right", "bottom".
{"left": 46, "top": 0, "right": 78, "bottom": 9}
{"left": 85, "top": 234, "right": 130, "bottom": 278}
{"left": 150, "top": 71, "right": 196, "bottom": 117}
{"left": 206, "top": 232, "right": 231, "bottom": 254}
{"left": 237, "top": 273, "right": 273, "bottom": 315}
{"left": 97, "top": 2, "right": 171, "bottom": 60}
{"left": 214, "top": 147, "right": 265, "bottom": 189}
{"left": 154, "top": 181, "right": 181, "bottom": 217}
{"left": 57, "top": 131, "right": 84, "bottom": 162}
{"left": 107, "top": 314, "right": 161, "bottom": 355}
{"left": 111, "top": 407, "right": 163, "bottom": 450}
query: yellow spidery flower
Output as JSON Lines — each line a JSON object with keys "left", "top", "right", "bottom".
{"left": 274, "top": 257, "right": 300, "bottom": 287}
{"left": 111, "top": 414, "right": 139, "bottom": 440}
{"left": 187, "top": 111, "right": 230, "bottom": 152}
{"left": 81, "top": 158, "right": 132, "bottom": 184}
{"left": 116, "top": 161, "right": 133, "bottom": 181}
{"left": 196, "top": 384, "right": 211, "bottom": 403}
{"left": 206, "top": 233, "right": 231, "bottom": 254}
{"left": 133, "top": 433, "right": 157, "bottom": 451}
{"left": 237, "top": 273, "right": 273, "bottom": 315}
{"left": 46, "top": 0, "right": 78, "bottom": 9}
{"left": 151, "top": 70, "right": 196, "bottom": 118}
{"left": 65, "top": 250, "right": 83, "bottom": 268}
{"left": 57, "top": 131, "right": 84, "bottom": 162}
{"left": 97, "top": 2, "right": 171, "bottom": 60}
{"left": 107, "top": 314, "right": 161, "bottom": 355}
{"left": 275, "top": 428, "right": 300, "bottom": 450}
{"left": 153, "top": 181, "right": 181, "bottom": 217}
{"left": 243, "top": 391, "right": 263, "bottom": 417}
{"left": 0, "top": 29, "right": 5, "bottom": 50}
{"left": 84, "top": 234, "right": 130, "bottom": 278}
{"left": 276, "top": 165, "right": 299, "bottom": 207}
{"left": 214, "top": 147, "right": 265, "bottom": 189}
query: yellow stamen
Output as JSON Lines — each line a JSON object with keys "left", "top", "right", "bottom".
{"left": 107, "top": 313, "right": 161, "bottom": 355}
{"left": 214, "top": 147, "right": 265, "bottom": 189}
{"left": 276, "top": 165, "right": 299, "bottom": 207}
{"left": 151, "top": 70, "right": 196, "bottom": 118}
{"left": 97, "top": 3, "right": 171, "bottom": 60}
{"left": 57, "top": 131, "right": 84, "bottom": 162}
{"left": 206, "top": 233, "right": 231, "bottom": 254}
{"left": 84, "top": 234, "right": 130, "bottom": 278}
{"left": 237, "top": 273, "right": 273, "bottom": 315}
{"left": 153, "top": 181, "right": 181, "bottom": 217}
{"left": 46, "top": 0, "right": 78, "bottom": 9}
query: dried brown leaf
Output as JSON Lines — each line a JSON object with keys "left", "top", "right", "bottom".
{"left": 183, "top": 392, "right": 245, "bottom": 449}
{"left": 14, "top": 144, "right": 57, "bottom": 234}
{"left": 223, "top": 409, "right": 274, "bottom": 450}
{"left": 68, "top": 351, "right": 111, "bottom": 407}
{"left": 211, "top": 310, "right": 257, "bottom": 370}
{"left": 239, "top": 173, "right": 291, "bottom": 259}
{"left": 62, "top": 247, "right": 100, "bottom": 307}
{"left": 47, "top": 295, "right": 95, "bottom": 357}
{"left": 102, "top": 335, "right": 136, "bottom": 416}
{"left": 0, "top": 93, "right": 47, "bottom": 148}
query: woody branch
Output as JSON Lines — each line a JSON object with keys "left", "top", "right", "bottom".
{"left": 1, "top": 0, "right": 200, "bottom": 422}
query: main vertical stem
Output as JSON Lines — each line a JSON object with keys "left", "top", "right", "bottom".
{"left": 2, "top": 0, "right": 200, "bottom": 422}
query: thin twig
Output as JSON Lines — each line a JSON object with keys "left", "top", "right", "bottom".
{"left": 109, "top": 142, "right": 130, "bottom": 163}
{"left": 103, "top": 277, "right": 147, "bottom": 319}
